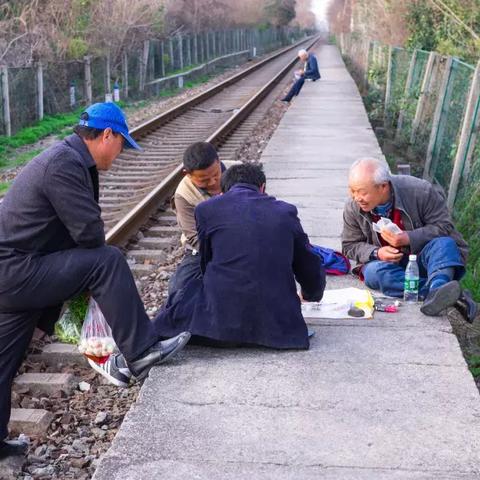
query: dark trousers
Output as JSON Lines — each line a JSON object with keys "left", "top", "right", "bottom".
{"left": 0, "top": 245, "right": 158, "bottom": 439}
{"left": 363, "top": 237, "right": 465, "bottom": 298}
{"left": 283, "top": 77, "right": 306, "bottom": 102}
{"left": 168, "top": 252, "right": 202, "bottom": 296}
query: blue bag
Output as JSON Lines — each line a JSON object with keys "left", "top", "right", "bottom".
{"left": 310, "top": 244, "right": 350, "bottom": 276}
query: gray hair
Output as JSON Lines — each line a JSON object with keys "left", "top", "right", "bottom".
{"left": 298, "top": 49, "right": 308, "bottom": 57}
{"left": 349, "top": 158, "right": 391, "bottom": 185}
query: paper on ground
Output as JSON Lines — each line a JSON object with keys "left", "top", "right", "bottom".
{"left": 301, "top": 287, "right": 374, "bottom": 319}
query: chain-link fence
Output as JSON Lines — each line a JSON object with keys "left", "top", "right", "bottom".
{"left": 8, "top": 67, "right": 37, "bottom": 134}
{"left": 392, "top": 49, "right": 429, "bottom": 145}
{"left": 427, "top": 60, "right": 474, "bottom": 192}
{"left": 0, "top": 26, "right": 309, "bottom": 137}
{"left": 44, "top": 61, "right": 86, "bottom": 115}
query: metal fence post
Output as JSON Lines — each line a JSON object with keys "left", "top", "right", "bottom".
{"left": 447, "top": 60, "right": 480, "bottom": 209}
{"left": 193, "top": 35, "right": 198, "bottom": 65}
{"left": 169, "top": 38, "right": 174, "bottom": 71}
{"left": 199, "top": 34, "right": 204, "bottom": 63}
{"left": 178, "top": 35, "right": 184, "bottom": 71}
{"left": 36, "top": 62, "right": 44, "bottom": 121}
{"left": 186, "top": 36, "right": 192, "bottom": 67}
{"left": 423, "top": 56, "right": 454, "bottom": 179}
{"left": 70, "top": 81, "right": 76, "bottom": 107}
{"left": 105, "top": 53, "right": 111, "bottom": 95}
{"left": 383, "top": 46, "right": 394, "bottom": 124}
{"left": 410, "top": 51, "right": 437, "bottom": 145}
{"left": 363, "top": 40, "right": 372, "bottom": 93}
{"left": 160, "top": 42, "right": 166, "bottom": 77}
{"left": 1, "top": 65, "right": 11, "bottom": 136}
{"left": 212, "top": 31, "right": 216, "bottom": 58}
{"left": 205, "top": 32, "right": 210, "bottom": 61}
{"left": 395, "top": 49, "right": 418, "bottom": 142}
{"left": 122, "top": 51, "right": 129, "bottom": 99}
{"left": 139, "top": 40, "right": 149, "bottom": 91}
{"left": 84, "top": 56, "right": 92, "bottom": 105}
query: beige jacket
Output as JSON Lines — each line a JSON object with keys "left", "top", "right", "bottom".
{"left": 173, "top": 175, "right": 211, "bottom": 251}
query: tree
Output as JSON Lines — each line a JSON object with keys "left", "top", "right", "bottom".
{"left": 265, "top": 0, "right": 297, "bottom": 27}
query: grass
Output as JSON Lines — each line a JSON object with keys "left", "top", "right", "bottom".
{"left": 0, "top": 110, "right": 83, "bottom": 154}
{"left": 0, "top": 148, "right": 43, "bottom": 170}
{"left": 0, "top": 181, "right": 11, "bottom": 195}
{"left": 468, "top": 355, "right": 480, "bottom": 377}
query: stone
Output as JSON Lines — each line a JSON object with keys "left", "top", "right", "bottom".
{"left": 71, "top": 438, "right": 89, "bottom": 454}
{"left": 78, "top": 381, "right": 91, "bottom": 392}
{"left": 94, "top": 411, "right": 109, "bottom": 426}
{"left": 34, "top": 445, "right": 48, "bottom": 457}
{"left": 31, "top": 465, "right": 55, "bottom": 477}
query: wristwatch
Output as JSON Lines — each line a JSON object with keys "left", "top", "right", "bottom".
{"left": 370, "top": 248, "right": 379, "bottom": 260}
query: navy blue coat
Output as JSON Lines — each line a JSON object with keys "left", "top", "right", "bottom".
{"left": 154, "top": 184, "right": 325, "bottom": 349}
{"left": 305, "top": 54, "right": 321, "bottom": 81}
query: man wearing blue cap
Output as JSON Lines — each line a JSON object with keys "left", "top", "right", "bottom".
{"left": 0, "top": 103, "right": 190, "bottom": 460}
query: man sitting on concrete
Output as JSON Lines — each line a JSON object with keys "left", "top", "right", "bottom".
{"left": 0, "top": 103, "right": 190, "bottom": 460}
{"left": 281, "top": 49, "right": 320, "bottom": 103}
{"left": 342, "top": 158, "right": 476, "bottom": 322}
{"left": 156, "top": 163, "right": 326, "bottom": 349}
{"left": 168, "top": 142, "right": 223, "bottom": 295}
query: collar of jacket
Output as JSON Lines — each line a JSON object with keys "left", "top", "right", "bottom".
{"left": 64, "top": 133, "right": 96, "bottom": 169}
{"left": 229, "top": 183, "right": 262, "bottom": 193}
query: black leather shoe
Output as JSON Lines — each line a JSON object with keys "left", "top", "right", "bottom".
{"left": 128, "top": 332, "right": 191, "bottom": 380}
{"left": 0, "top": 439, "right": 28, "bottom": 460}
{"left": 455, "top": 290, "right": 478, "bottom": 324}
{"left": 420, "top": 280, "right": 461, "bottom": 316}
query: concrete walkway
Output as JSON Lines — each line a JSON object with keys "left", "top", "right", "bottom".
{"left": 93, "top": 44, "right": 480, "bottom": 479}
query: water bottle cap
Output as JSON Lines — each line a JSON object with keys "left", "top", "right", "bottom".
{"left": 409, "top": 254, "right": 417, "bottom": 261}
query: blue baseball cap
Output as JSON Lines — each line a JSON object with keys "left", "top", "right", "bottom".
{"left": 78, "top": 102, "right": 141, "bottom": 150}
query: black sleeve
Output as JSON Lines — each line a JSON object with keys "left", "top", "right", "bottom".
{"left": 44, "top": 156, "right": 105, "bottom": 248}
{"left": 195, "top": 205, "right": 212, "bottom": 274}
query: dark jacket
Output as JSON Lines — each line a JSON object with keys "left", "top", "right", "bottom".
{"left": 0, "top": 134, "right": 103, "bottom": 287}
{"left": 155, "top": 184, "right": 325, "bottom": 349}
{"left": 342, "top": 175, "right": 468, "bottom": 264}
{"left": 304, "top": 54, "right": 320, "bottom": 81}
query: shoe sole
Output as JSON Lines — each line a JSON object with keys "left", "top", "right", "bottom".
{"left": 420, "top": 281, "right": 461, "bottom": 316}
{"left": 135, "top": 332, "right": 192, "bottom": 382}
{"left": 87, "top": 358, "right": 129, "bottom": 388}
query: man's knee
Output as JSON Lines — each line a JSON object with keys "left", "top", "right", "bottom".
{"left": 363, "top": 261, "right": 383, "bottom": 289}
{"left": 421, "top": 236, "right": 463, "bottom": 266}
{"left": 424, "top": 236, "right": 457, "bottom": 250}
{"left": 100, "top": 245, "right": 125, "bottom": 266}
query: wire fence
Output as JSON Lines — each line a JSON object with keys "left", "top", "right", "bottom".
{"left": 0, "top": 26, "right": 308, "bottom": 137}
{"left": 338, "top": 32, "right": 480, "bottom": 296}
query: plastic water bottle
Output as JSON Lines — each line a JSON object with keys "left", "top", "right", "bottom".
{"left": 404, "top": 254, "right": 419, "bottom": 303}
